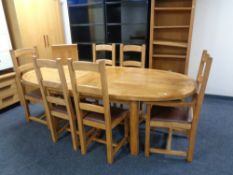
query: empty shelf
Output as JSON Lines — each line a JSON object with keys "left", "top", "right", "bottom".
{"left": 154, "top": 7, "right": 192, "bottom": 11}
{"left": 153, "top": 40, "right": 188, "bottom": 48}
{"left": 153, "top": 54, "right": 186, "bottom": 59}
{"left": 154, "top": 25, "right": 190, "bottom": 29}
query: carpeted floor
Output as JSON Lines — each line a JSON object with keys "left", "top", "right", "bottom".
{"left": 0, "top": 95, "right": 232, "bottom": 175}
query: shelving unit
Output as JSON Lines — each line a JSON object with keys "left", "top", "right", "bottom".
{"left": 149, "top": 0, "right": 196, "bottom": 74}
{"left": 67, "top": 0, "right": 149, "bottom": 62}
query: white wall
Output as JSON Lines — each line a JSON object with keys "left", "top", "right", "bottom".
{"left": 189, "top": 0, "right": 233, "bottom": 96}
{"left": 60, "top": 0, "right": 72, "bottom": 43}
{"left": 0, "top": 0, "right": 13, "bottom": 70}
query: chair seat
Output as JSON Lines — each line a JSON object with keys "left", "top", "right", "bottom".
{"left": 151, "top": 106, "right": 193, "bottom": 123}
{"left": 25, "top": 89, "right": 42, "bottom": 102}
{"left": 84, "top": 107, "right": 128, "bottom": 125}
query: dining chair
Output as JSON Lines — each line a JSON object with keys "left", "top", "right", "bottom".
{"left": 68, "top": 59, "right": 129, "bottom": 164}
{"left": 120, "top": 44, "right": 146, "bottom": 114}
{"left": 120, "top": 44, "right": 146, "bottom": 68}
{"left": 92, "top": 43, "right": 116, "bottom": 66}
{"left": 51, "top": 44, "right": 78, "bottom": 64}
{"left": 10, "top": 47, "right": 47, "bottom": 125}
{"left": 33, "top": 58, "right": 78, "bottom": 150}
{"left": 144, "top": 50, "right": 213, "bottom": 162}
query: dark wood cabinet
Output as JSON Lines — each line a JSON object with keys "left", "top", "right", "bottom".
{"left": 67, "top": 0, "right": 149, "bottom": 63}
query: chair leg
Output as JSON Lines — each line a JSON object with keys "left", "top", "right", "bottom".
{"left": 69, "top": 119, "right": 78, "bottom": 151}
{"left": 145, "top": 118, "right": 151, "bottom": 157}
{"left": 23, "top": 100, "right": 31, "bottom": 122}
{"left": 78, "top": 121, "right": 87, "bottom": 155}
{"left": 106, "top": 129, "right": 113, "bottom": 164}
{"left": 187, "top": 128, "right": 197, "bottom": 162}
{"left": 166, "top": 128, "right": 173, "bottom": 150}
{"left": 48, "top": 115, "right": 58, "bottom": 143}
{"left": 124, "top": 118, "right": 129, "bottom": 140}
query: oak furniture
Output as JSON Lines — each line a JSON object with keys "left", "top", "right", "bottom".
{"left": 0, "top": 72, "right": 18, "bottom": 109}
{"left": 10, "top": 47, "right": 46, "bottom": 125}
{"left": 149, "top": 0, "right": 196, "bottom": 74}
{"left": 22, "top": 65, "right": 196, "bottom": 155}
{"left": 120, "top": 44, "right": 146, "bottom": 68}
{"left": 51, "top": 44, "right": 79, "bottom": 64}
{"left": 66, "top": 0, "right": 149, "bottom": 61}
{"left": 145, "top": 50, "right": 212, "bottom": 161}
{"left": 92, "top": 44, "right": 116, "bottom": 66}
{"left": 68, "top": 60, "right": 129, "bottom": 164}
{"left": 33, "top": 58, "right": 78, "bottom": 150}
{"left": 3, "top": 0, "right": 64, "bottom": 59}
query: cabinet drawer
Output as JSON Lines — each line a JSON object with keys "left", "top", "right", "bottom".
{"left": 0, "top": 72, "right": 19, "bottom": 109}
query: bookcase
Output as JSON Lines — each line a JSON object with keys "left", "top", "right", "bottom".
{"left": 67, "top": 0, "right": 149, "bottom": 63}
{"left": 149, "top": 0, "right": 196, "bottom": 74}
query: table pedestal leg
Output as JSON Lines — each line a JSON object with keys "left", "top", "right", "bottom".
{"left": 129, "top": 101, "right": 139, "bottom": 155}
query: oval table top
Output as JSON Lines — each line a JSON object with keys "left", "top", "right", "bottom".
{"left": 22, "top": 66, "right": 196, "bottom": 102}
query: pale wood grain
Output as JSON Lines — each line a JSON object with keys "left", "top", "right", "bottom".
{"left": 145, "top": 50, "right": 212, "bottom": 162}
{"left": 33, "top": 58, "right": 79, "bottom": 151}
{"left": 68, "top": 60, "right": 129, "bottom": 164}
{"left": 22, "top": 64, "right": 196, "bottom": 156}
{"left": 22, "top": 66, "right": 196, "bottom": 102}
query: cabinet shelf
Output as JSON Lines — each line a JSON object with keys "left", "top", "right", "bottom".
{"left": 154, "top": 7, "right": 192, "bottom": 11}
{"left": 69, "top": 2, "right": 103, "bottom": 8}
{"left": 154, "top": 25, "right": 190, "bottom": 29}
{"left": 107, "top": 22, "right": 147, "bottom": 26}
{"left": 153, "top": 40, "right": 188, "bottom": 48}
{"left": 71, "top": 23, "right": 104, "bottom": 27}
{"left": 153, "top": 54, "right": 186, "bottom": 59}
{"left": 106, "top": 0, "right": 146, "bottom": 5}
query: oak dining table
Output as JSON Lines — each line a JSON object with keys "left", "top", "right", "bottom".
{"left": 22, "top": 66, "right": 196, "bottom": 156}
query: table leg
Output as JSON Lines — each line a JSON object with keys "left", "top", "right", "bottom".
{"left": 129, "top": 101, "right": 139, "bottom": 155}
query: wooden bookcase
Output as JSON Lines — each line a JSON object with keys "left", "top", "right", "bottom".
{"left": 149, "top": 0, "right": 196, "bottom": 74}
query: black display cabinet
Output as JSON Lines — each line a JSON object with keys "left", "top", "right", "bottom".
{"left": 67, "top": 0, "right": 149, "bottom": 64}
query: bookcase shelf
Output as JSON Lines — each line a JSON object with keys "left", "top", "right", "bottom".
{"left": 154, "top": 25, "right": 190, "bottom": 29}
{"left": 154, "top": 7, "right": 192, "bottom": 11}
{"left": 153, "top": 54, "right": 186, "bottom": 59}
{"left": 153, "top": 40, "right": 188, "bottom": 48}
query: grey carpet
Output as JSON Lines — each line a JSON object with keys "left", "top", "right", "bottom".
{"left": 0, "top": 96, "right": 232, "bottom": 175}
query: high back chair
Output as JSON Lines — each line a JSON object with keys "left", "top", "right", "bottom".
{"left": 33, "top": 58, "right": 78, "bottom": 150}
{"left": 144, "top": 50, "right": 213, "bottom": 162}
{"left": 51, "top": 44, "right": 78, "bottom": 64}
{"left": 10, "top": 47, "right": 47, "bottom": 125}
{"left": 92, "top": 43, "right": 116, "bottom": 66}
{"left": 68, "top": 60, "right": 129, "bottom": 164}
{"left": 120, "top": 44, "right": 146, "bottom": 68}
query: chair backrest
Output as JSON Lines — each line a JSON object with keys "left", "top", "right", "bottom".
{"left": 120, "top": 44, "right": 146, "bottom": 68}
{"left": 33, "top": 58, "right": 75, "bottom": 121}
{"left": 68, "top": 59, "right": 111, "bottom": 127}
{"left": 51, "top": 44, "right": 78, "bottom": 64}
{"left": 92, "top": 43, "right": 116, "bottom": 66}
{"left": 10, "top": 47, "right": 39, "bottom": 99}
{"left": 194, "top": 50, "right": 213, "bottom": 120}
{"left": 10, "top": 47, "right": 38, "bottom": 77}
